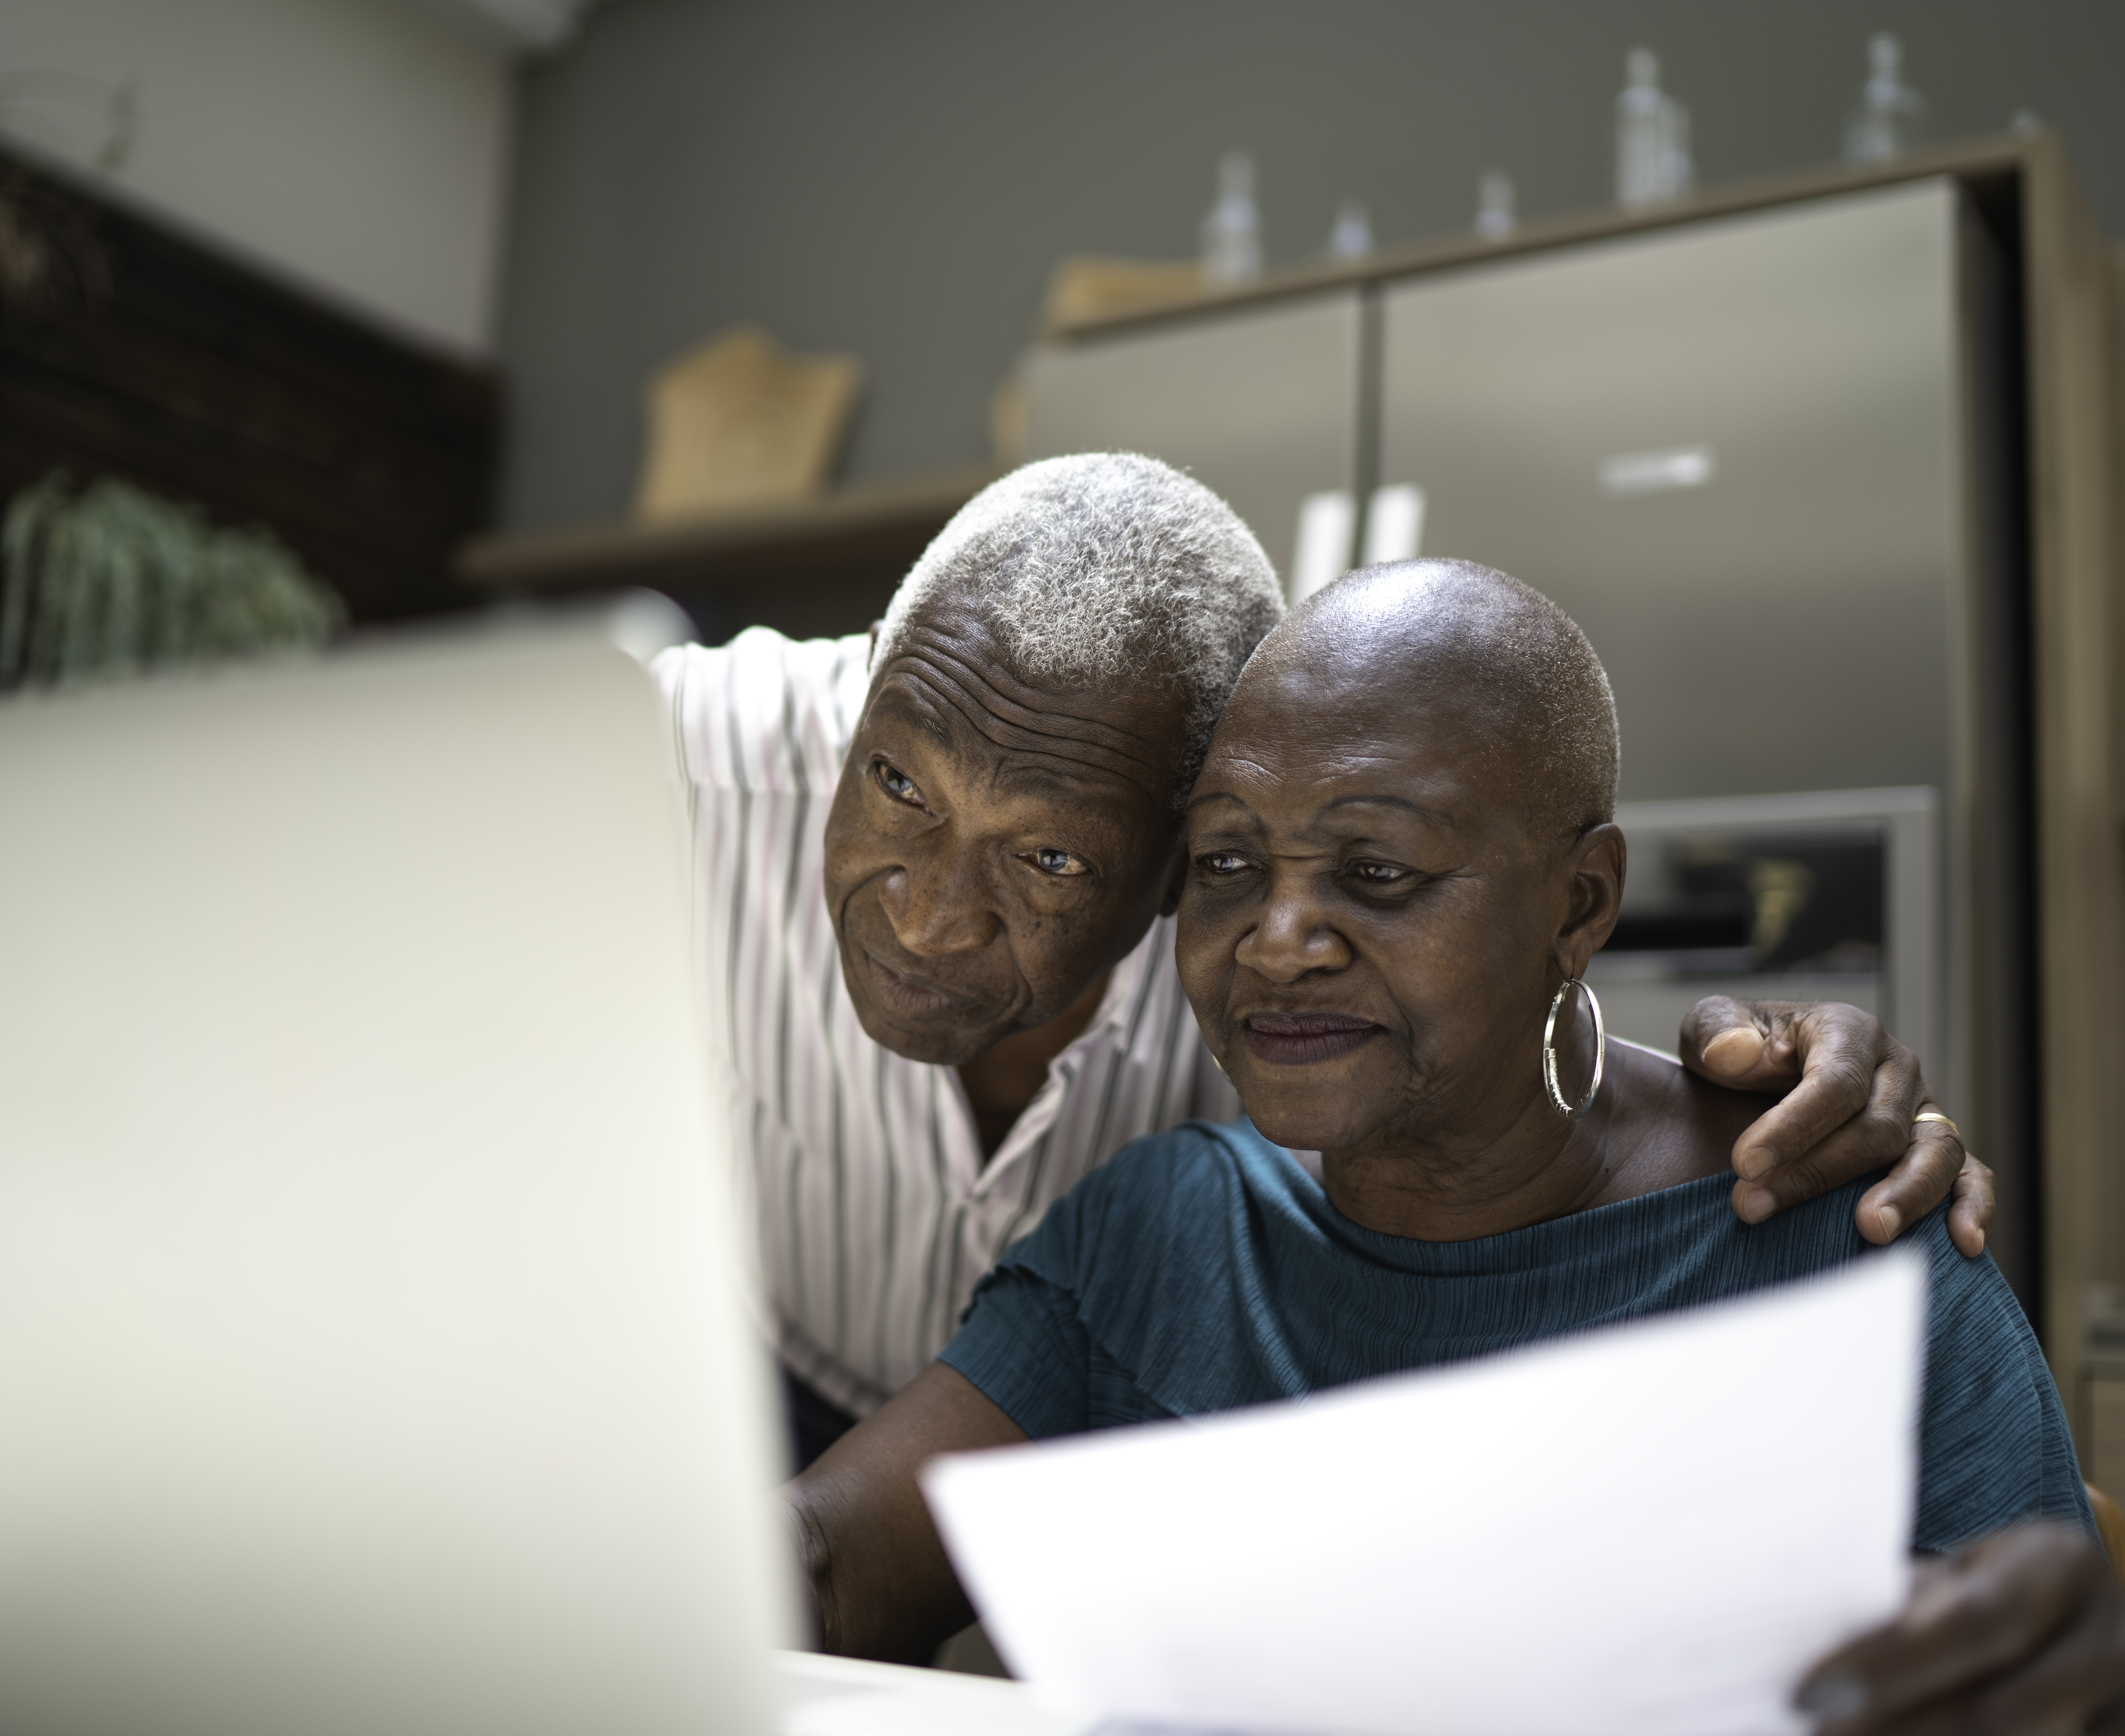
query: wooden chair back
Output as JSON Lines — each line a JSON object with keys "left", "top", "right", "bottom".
{"left": 2086, "top": 1483, "right": 2125, "bottom": 1580}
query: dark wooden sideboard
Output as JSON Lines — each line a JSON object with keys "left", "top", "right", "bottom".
{"left": 0, "top": 144, "right": 497, "bottom": 622}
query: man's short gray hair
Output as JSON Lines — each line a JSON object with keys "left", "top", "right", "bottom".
{"left": 873, "top": 453, "right": 1285, "bottom": 801}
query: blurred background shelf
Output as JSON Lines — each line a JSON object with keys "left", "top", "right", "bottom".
{"left": 1044, "top": 137, "right": 2034, "bottom": 342}
{"left": 453, "top": 467, "right": 992, "bottom": 642}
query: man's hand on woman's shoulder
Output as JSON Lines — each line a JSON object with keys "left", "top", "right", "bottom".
{"left": 1680, "top": 998, "right": 1994, "bottom": 1257}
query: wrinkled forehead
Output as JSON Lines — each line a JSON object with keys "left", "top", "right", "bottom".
{"left": 1199, "top": 633, "right": 1523, "bottom": 823}
{"left": 868, "top": 610, "right": 1190, "bottom": 806}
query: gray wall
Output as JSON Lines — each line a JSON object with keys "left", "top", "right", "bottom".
{"left": 496, "top": 0, "right": 2124, "bottom": 531}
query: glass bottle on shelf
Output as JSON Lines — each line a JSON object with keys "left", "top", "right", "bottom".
{"left": 1843, "top": 33, "right": 1926, "bottom": 164}
{"left": 1615, "top": 49, "right": 1693, "bottom": 208}
{"left": 1325, "top": 199, "right": 1372, "bottom": 262}
{"left": 1475, "top": 170, "right": 1516, "bottom": 239}
{"left": 1200, "top": 151, "right": 1263, "bottom": 285}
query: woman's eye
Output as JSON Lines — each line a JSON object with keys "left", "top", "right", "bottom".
{"left": 1027, "top": 848, "right": 1090, "bottom": 877}
{"left": 875, "top": 761, "right": 921, "bottom": 805}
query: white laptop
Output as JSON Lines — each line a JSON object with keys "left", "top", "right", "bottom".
{"left": 0, "top": 620, "right": 798, "bottom": 1735}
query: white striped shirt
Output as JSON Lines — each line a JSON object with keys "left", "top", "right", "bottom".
{"left": 655, "top": 629, "right": 1237, "bottom": 1417}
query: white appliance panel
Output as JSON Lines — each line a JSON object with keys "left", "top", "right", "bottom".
{"left": 1024, "top": 292, "right": 1362, "bottom": 597}
{"left": 1378, "top": 180, "right": 1967, "bottom": 805}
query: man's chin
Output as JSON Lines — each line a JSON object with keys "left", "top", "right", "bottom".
{"left": 835, "top": 945, "right": 1010, "bottom": 1064}
{"left": 851, "top": 1003, "right": 1005, "bottom": 1066}
{"left": 842, "top": 976, "right": 1006, "bottom": 1066}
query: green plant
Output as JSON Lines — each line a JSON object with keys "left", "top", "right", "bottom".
{"left": 0, "top": 472, "right": 345, "bottom": 690}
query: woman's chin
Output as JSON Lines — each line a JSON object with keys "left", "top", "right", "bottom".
{"left": 1233, "top": 1080, "right": 1379, "bottom": 1156}
{"left": 1221, "top": 1036, "right": 1401, "bottom": 1151}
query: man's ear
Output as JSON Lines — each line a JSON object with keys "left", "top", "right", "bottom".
{"left": 866, "top": 621, "right": 885, "bottom": 669}
{"left": 1553, "top": 822, "right": 1627, "bottom": 981}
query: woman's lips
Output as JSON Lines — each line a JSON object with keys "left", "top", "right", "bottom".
{"left": 1239, "top": 1010, "right": 1381, "bottom": 1066}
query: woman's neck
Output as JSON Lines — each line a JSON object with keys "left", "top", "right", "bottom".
{"left": 1317, "top": 1042, "right": 1741, "bottom": 1242}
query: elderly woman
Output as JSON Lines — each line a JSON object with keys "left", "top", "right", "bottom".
{"left": 789, "top": 561, "right": 2124, "bottom": 1731}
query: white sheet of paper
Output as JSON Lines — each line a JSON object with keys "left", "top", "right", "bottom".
{"left": 923, "top": 1253, "right": 1924, "bottom": 1736}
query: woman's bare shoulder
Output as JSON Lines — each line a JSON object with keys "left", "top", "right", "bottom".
{"left": 1603, "top": 1037, "right": 1763, "bottom": 1195}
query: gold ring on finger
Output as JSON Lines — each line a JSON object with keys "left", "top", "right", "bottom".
{"left": 1913, "top": 1110, "right": 1960, "bottom": 1139}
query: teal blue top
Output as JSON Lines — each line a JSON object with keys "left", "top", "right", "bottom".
{"left": 939, "top": 1118, "right": 2092, "bottom": 1554}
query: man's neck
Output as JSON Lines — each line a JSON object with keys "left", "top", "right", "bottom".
{"left": 955, "top": 972, "right": 1112, "bottom": 1161}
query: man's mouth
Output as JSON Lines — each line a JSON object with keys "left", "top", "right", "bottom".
{"left": 1240, "top": 1009, "right": 1382, "bottom": 1066}
{"left": 862, "top": 948, "right": 986, "bottom": 1025}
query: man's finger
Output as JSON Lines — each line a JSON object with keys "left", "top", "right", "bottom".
{"left": 1850, "top": 1117, "right": 1969, "bottom": 1245}
{"left": 1946, "top": 1153, "right": 1996, "bottom": 1259}
{"left": 1736, "top": 1099, "right": 1964, "bottom": 1241}
{"left": 1731, "top": 1016, "right": 1918, "bottom": 1185}
{"left": 1831, "top": 1610, "right": 2125, "bottom": 1736}
{"left": 1681, "top": 997, "right": 1788, "bottom": 1090}
{"left": 1949, "top": 1600, "right": 2125, "bottom": 1736}
{"left": 1799, "top": 1527, "right": 2102, "bottom": 1731}
{"left": 1733, "top": 1161, "right": 1840, "bottom": 1225}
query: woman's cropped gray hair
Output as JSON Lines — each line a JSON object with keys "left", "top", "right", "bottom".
{"left": 873, "top": 453, "right": 1285, "bottom": 803}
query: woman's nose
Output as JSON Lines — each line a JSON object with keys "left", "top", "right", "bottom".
{"left": 1233, "top": 879, "right": 1351, "bottom": 982}
{"left": 879, "top": 841, "right": 1001, "bottom": 958}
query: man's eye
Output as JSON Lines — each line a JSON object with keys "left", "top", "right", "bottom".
{"left": 1349, "top": 861, "right": 1406, "bottom": 885}
{"left": 1025, "top": 848, "right": 1090, "bottom": 877}
{"left": 875, "top": 761, "right": 921, "bottom": 805}
{"left": 1197, "top": 852, "right": 1252, "bottom": 876}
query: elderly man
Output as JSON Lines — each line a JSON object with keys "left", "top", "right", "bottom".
{"left": 654, "top": 453, "right": 1988, "bottom": 1467}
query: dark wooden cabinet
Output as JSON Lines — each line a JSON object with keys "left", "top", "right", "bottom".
{"left": 0, "top": 145, "right": 497, "bottom": 622}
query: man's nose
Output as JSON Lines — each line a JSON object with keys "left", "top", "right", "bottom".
{"left": 1233, "top": 875, "right": 1351, "bottom": 982}
{"left": 878, "top": 839, "right": 1001, "bottom": 958}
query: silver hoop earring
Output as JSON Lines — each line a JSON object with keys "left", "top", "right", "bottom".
{"left": 1542, "top": 976, "right": 1606, "bottom": 1119}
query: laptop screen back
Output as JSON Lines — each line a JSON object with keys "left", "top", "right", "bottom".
{"left": 0, "top": 628, "right": 792, "bottom": 1736}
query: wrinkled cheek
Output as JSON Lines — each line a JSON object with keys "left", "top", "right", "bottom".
{"left": 1173, "top": 941, "right": 1239, "bottom": 1055}
{"left": 1009, "top": 908, "right": 1109, "bottom": 1011}
{"left": 818, "top": 855, "right": 868, "bottom": 933}
{"left": 819, "top": 777, "right": 876, "bottom": 881}
{"left": 820, "top": 817, "right": 897, "bottom": 925}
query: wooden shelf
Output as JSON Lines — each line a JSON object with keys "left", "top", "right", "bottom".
{"left": 454, "top": 467, "right": 994, "bottom": 641}
{"left": 457, "top": 467, "right": 991, "bottom": 592}
{"left": 1050, "top": 134, "right": 2037, "bottom": 341}
{"left": 454, "top": 467, "right": 992, "bottom": 641}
